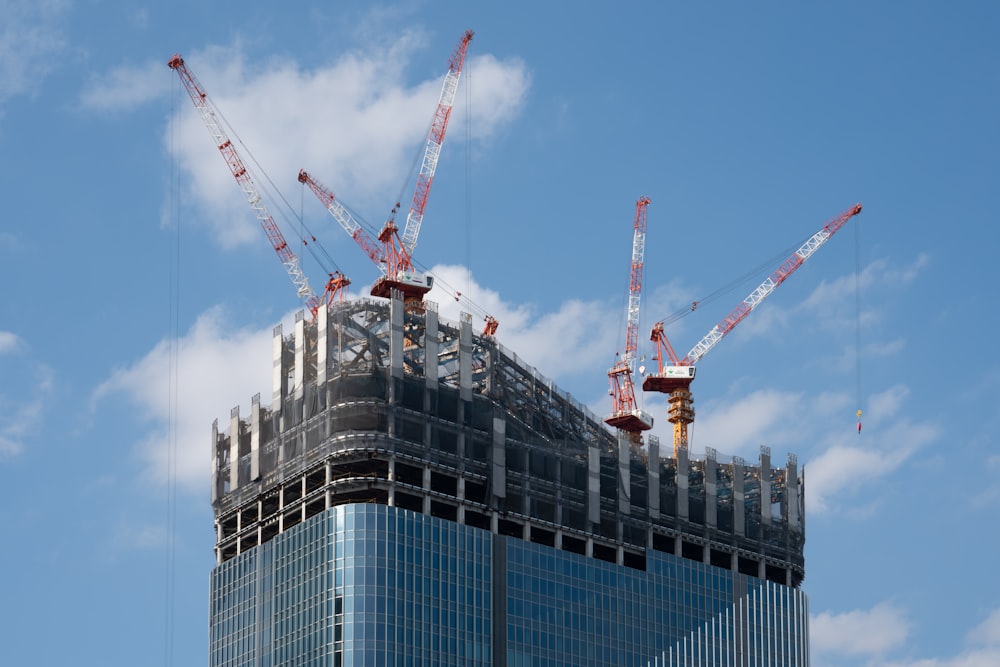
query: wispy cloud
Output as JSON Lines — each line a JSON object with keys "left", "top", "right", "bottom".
{"left": 691, "top": 388, "right": 807, "bottom": 457}
{"left": 95, "top": 263, "right": 620, "bottom": 494}
{"left": 0, "top": 232, "right": 21, "bottom": 251}
{"left": 700, "top": 254, "right": 928, "bottom": 356}
{"left": 80, "top": 37, "right": 530, "bottom": 249}
{"left": 806, "top": 384, "right": 940, "bottom": 513}
{"left": 78, "top": 60, "right": 169, "bottom": 112}
{"left": 0, "top": 331, "right": 20, "bottom": 354}
{"left": 0, "top": 357, "right": 54, "bottom": 459}
{"left": 93, "top": 306, "right": 277, "bottom": 491}
{"left": 971, "top": 455, "right": 1000, "bottom": 509}
{"left": 428, "top": 264, "right": 617, "bottom": 383}
{"left": 0, "top": 0, "right": 68, "bottom": 110}
{"left": 811, "top": 602, "right": 910, "bottom": 658}
{"left": 967, "top": 608, "right": 1000, "bottom": 647}
{"left": 813, "top": 603, "right": 1000, "bottom": 667}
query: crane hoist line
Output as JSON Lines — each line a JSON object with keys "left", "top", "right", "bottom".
{"left": 167, "top": 54, "right": 350, "bottom": 316}
{"left": 642, "top": 203, "right": 863, "bottom": 456}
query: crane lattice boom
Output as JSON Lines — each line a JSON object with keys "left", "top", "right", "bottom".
{"left": 399, "top": 30, "right": 474, "bottom": 256}
{"left": 623, "top": 196, "right": 651, "bottom": 370}
{"left": 168, "top": 54, "right": 325, "bottom": 313}
{"left": 681, "top": 203, "right": 863, "bottom": 365}
{"left": 643, "top": 202, "right": 863, "bottom": 455}
{"left": 298, "top": 170, "right": 384, "bottom": 267}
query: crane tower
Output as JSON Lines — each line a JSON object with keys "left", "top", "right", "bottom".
{"left": 605, "top": 197, "right": 654, "bottom": 442}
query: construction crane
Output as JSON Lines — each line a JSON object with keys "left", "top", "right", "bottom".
{"left": 168, "top": 54, "right": 349, "bottom": 315}
{"left": 298, "top": 170, "right": 500, "bottom": 337}
{"left": 297, "top": 169, "right": 425, "bottom": 300}
{"left": 299, "top": 29, "right": 474, "bottom": 307}
{"left": 605, "top": 197, "right": 655, "bottom": 442}
{"left": 642, "top": 203, "right": 863, "bottom": 455}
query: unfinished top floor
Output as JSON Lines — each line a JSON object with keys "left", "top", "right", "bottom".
{"left": 211, "top": 296, "right": 806, "bottom": 585}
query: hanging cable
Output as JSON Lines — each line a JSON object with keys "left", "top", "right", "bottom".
{"left": 164, "top": 69, "right": 180, "bottom": 667}
{"left": 855, "top": 214, "right": 863, "bottom": 434}
{"left": 211, "top": 99, "right": 345, "bottom": 280}
{"left": 655, "top": 230, "right": 817, "bottom": 329}
{"left": 465, "top": 50, "right": 474, "bottom": 301}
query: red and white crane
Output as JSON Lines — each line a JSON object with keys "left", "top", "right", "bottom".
{"left": 300, "top": 30, "right": 474, "bottom": 307}
{"left": 168, "top": 54, "right": 349, "bottom": 315}
{"left": 642, "top": 203, "right": 863, "bottom": 455}
{"left": 605, "top": 197, "right": 654, "bottom": 441}
{"left": 400, "top": 29, "right": 474, "bottom": 259}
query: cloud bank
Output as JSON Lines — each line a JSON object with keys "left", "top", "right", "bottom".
{"left": 81, "top": 36, "right": 530, "bottom": 250}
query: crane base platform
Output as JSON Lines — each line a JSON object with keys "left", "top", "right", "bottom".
{"left": 642, "top": 374, "right": 694, "bottom": 394}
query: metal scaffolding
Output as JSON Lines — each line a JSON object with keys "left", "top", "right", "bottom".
{"left": 211, "top": 294, "right": 805, "bottom": 586}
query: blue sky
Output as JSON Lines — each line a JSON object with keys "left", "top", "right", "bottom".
{"left": 1, "top": 1, "right": 997, "bottom": 665}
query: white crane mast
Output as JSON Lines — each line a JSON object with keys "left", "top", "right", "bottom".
{"left": 400, "top": 30, "right": 474, "bottom": 256}
{"left": 623, "top": 208, "right": 646, "bottom": 370}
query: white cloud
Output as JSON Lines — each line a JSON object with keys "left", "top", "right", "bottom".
{"left": 799, "top": 254, "right": 928, "bottom": 337}
{"left": 805, "top": 384, "right": 939, "bottom": 513}
{"left": 94, "top": 306, "right": 277, "bottom": 491}
{"left": 138, "top": 38, "right": 530, "bottom": 249}
{"left": 867, "top": 383, "right": 909, "bottom": 420}
{"left": 0, "top": 0, "right": 67, "bottom": 108}
{"left": 971, "top": 455, "right": 1000, "bottom": 508}
{"left": 811, "top": 602, "right": 910, "bottom": 657}
{"left": 672, "top": 379, "right": 938, "bottom": 514}
{"left": 692, "top": 388, "right": 804, "bottom": 457}
{"left": 0, "top": 360, "right": 53, "bottom": 460}
{"left": 967, "top": 608, "right": 1000, "bottom": 647}
{"left": 693, "top": 254, "right": 927, "bottom": 358}
{"left": 0, "top": 232, "right": 20, "bottom": 250}
{"left": 0, "top": 331, "right": 20, "bottom": 354}
{"left": 450, "top": 52, "right": 530, "bottom": 140}
{"left": 78, "top": 60, "right": 169, "bottom": 112}
{"left": 427, "top": 263, "right": 616, "bottom": 382}
{"left": 95, "top": 261, "right": 620, "bottom": 492}
{"left": 812, "top": 605, "right": 1000, "bottom": 667}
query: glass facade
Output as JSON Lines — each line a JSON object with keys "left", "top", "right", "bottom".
{"left": 211, "top": 504, "right": 492, "bottom": 667}
{"left": 210, "top": 503, "right": 808, "bottom": 667}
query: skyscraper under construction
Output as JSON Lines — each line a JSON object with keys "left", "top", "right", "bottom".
{"left": 208, "top": 295, "right": 809, "bottom": 666}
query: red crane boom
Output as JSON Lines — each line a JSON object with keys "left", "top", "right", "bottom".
{"left": 168, "top": 54, "right": 348, "bottom": 314}
{"left": 298, "top": 30, "right": 473, "bottom": 308}
{"left": 400, "top": 29, "right": 474, "bottom": 257}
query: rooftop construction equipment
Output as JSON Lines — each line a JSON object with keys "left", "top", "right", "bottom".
{"left": 299, "top": 30, "right": 475, "bottom": 307}
{"left": 642, "top": 202, "right": 863, "bottom": 455}
{"left": 604, "top": 197, "right": 655, "bottom": 441}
